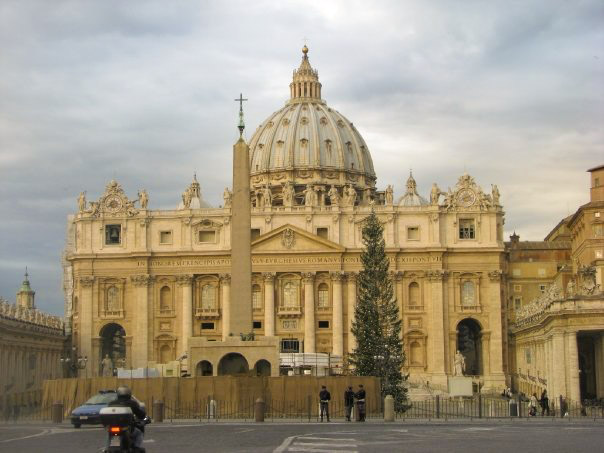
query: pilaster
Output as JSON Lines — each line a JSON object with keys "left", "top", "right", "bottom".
{"left": 130, "top": 274, "right": 154, "bottom": 368}
{"left": 303, "top": 272, "right": 316, "bottom": 353}
{"left": 263, "top": 273, "right": 276, "bottom": 336}
{"left": 330, "top": 272, "right": 344, "bottom": 357}
{"left": 176, "top": 274, "right": 193, "bottom": 359}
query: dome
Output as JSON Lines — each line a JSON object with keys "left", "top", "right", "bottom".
{"left": 178, "top": 174, "right": 212, "bottom": 209}
{"left": 248, "top": 47, "right": 376, "bottom": 197}
{"left": 398, "top": 172, "right": 429, "bottom": 207}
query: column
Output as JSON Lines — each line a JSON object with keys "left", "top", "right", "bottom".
{"left": 177, "top": 275, "right": 193, "bottom": 356}
{"left": 220, "top": 274, "right": 231, "bottom": 340}
{"left": 567, "top": 331, "right": 581, "bottom": 402}
{"left": 331, "top": 272, "right": 344, "bottom": 357}
{"left": 395, "top": 272, "right": 404, "bottom": 318}
{"left": 78, "top": 276, "right": 95, "bottom": 371}
{"left": 551, "top": 330, "right": 566, "bottom": 398}
{"left": 263, "top": 273, "right": 276, "bottom": 336}
{"left": 488, "top": 271, "right": 505, "bottom": 382}
{"left": 347, "top": 272, "right": 357, "bottom": 354}
{"left": 429, "top": 270, "right": 447, "bottom": 381}
{"left": 303, "top": 272, "right": 316, "bottom": 353}
{"left": 131, "top": 274, "right": 153, "bottom": 368}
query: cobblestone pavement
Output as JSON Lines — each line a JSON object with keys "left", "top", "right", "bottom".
{"left": 1, "top": 419, "right": 603, "bottom": 452}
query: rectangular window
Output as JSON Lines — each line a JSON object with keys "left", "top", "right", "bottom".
{"left": 459, "top": 219, "right": 475, "bottom": 239}
{"left": 160, "top": 231, "right": 172, "bottom": 244}
{"left": 251, "top": 228, "right": 261, "bottom": 241}
{"left": 201, "top": 322, "right": 215, "bottom": 330}
{"left": 316, "top": 227, "right": 328, "bottom": 239}
{"left": 514, "top": 297, "right": 522, "bottom": 310}
{"left": 594, "top": 224, "right": 603, "bottom": 237}
{"left": 525, "top": 348, "right": 532, "bottom": 364}
{"left": 539, "top": 284, "right": 547, "bottom": 294}
{"left": 595, "top": 212, "right": 601, "bottom": 218}
{"left": 105, "top": 225, "right": 121, "bottom": 245}
{"left": 538, "top": 268, "right": 546, "bottom": 277}
{"left": 407, "top": 226, "right": 420, "bottom": 240}
{"left": 280, "top": 338, "right": 300, "bottom": 353}
{"left": 512, "top": 269, "right": 521, "bottom": 277}
{"left": 318, "top": 320, "right": 329, "bottom": 329}
{"left": 514, "top": 284, "right": 522, "bottom": 292}
{"left": 253, "top": 321, "right": 262, "bottom": 329}
{"left": 199, "top": 230, "right": 216, "bottom": 243}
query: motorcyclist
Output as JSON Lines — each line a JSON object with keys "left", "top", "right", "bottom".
{"left": 108, "top": 386, "right": 147, "bottom": 452}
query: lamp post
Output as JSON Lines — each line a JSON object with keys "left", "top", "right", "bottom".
{"left": 60, "top": 346, "right": 88, "bottom": 378}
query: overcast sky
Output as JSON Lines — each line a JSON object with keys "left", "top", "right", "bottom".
{"left": 1, "top": 0, "right": 602, "bottom": 315}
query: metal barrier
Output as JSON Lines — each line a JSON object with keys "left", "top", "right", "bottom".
{"left": 2, "top": 394, "right": 603, "bottom": 423}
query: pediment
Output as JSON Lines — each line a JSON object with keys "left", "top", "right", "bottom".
{"left": 251, "top": 224, "right": 344, "bottom": 253}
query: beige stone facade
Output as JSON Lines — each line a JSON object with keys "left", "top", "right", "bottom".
{"left": 64, "top": 47, "right": 510, "bottom": 391}
{"left": 509, "top": 165, "right": 604, "bottom": 401}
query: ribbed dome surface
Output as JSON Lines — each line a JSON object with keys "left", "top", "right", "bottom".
{"left": 249, "top": 102, "right": 375, "bottom": 177}
{"left": 247, "top": 47, "right": 376, "bottom": 192}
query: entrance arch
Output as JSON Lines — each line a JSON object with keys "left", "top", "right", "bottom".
{"left": 100, "top": 323, "right": 126, "bottom": 371}
{"left": 217, "top": 353, "right": 249, "bottom": 376}
{"left": 253, "top": 359, "right": 271, "bottom": 377}
{"left": 196, "top": 360, "right": 213, "bottom": 376}
{"left": 457, "top": 318, "right": 482, "bottom": 375}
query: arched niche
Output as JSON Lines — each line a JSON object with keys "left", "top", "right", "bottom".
{"left": 253, "top": 359, "right": 271, "bottom": 377}
{"left": 217, "top": 353, "right": 249, "bottom": 376}
{"left": 457, "top": 318, "right": 483, "bottom": 375}
{"left": 196, "top": 360, "right": 213, "bottom": 376}
{"left": 99, "top": 323, "right": 126, "bottom": 369}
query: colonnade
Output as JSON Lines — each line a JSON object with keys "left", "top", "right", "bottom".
{"left": 0, "top": 337, "right": 64, "bottom": 395}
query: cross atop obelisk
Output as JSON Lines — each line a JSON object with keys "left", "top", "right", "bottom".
{"left": 234, "top": 93, "right": 248, "bottom": 137}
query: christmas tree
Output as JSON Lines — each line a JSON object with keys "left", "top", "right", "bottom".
{"left": 350, "top": 209, "right": 408, "bottom": 411}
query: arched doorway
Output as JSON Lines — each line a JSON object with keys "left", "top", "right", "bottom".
{"left": 100, "top": 323, "right": 126, "bottom": 371}
{"left": 457, "top": 318, "right": 482, "bottom": 375}
{"left": 196, "top": 360, "right": 213, "bottom": 376}
{"left": 218, "top": 353, "right": 249, "bottom": 376}
{"left": 253, "top": 359, "right": 271, "bottom": 377}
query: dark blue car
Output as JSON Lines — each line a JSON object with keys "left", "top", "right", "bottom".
{"left": 70, "top": 391, "right": 118, "bottom": 428}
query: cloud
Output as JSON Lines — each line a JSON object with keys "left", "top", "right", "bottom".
{"left": 0, "top": 0, "right": 601, "bottom": 314}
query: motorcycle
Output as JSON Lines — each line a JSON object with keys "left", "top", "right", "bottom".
{"left": 99, "top": 406, "right": 151, "bottom": 452}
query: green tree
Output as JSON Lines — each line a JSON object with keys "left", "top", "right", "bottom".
{"left": 350, "top": 210, "right": 408, "bottom": 411}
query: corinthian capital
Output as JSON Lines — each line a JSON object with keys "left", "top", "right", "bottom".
{"left": 79, "top": 276, "right": 95, "bottom": 288}
{"left": 330, "top": 271, "right": 345, "bottom": 282}
{"left": 175, "top": 274, "right": 194, "bottom": 286}
{"left": 302, "top": 272, "right": 315, "bottom": 283}
{"left": 130, "top": 274, "right": 154, "bottom": 287}
{"left": 262, "top": 272, "right": 276, "bottom": 282}
{"left": 219, "top": 273, "right": 231, "bottom": 284}
{"left": 488, "top": 270, "right": 503, "bottom": 282}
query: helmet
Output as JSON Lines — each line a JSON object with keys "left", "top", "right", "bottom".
{"left": 116, "top": 386, "right": 132, "bottom": 399}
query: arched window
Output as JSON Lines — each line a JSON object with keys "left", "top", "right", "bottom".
{"left": 410, "top": 341, "right": 422, "bottom": 365}
{"left": 252, "top": 284, "right": 262, "bottom": 310}
{"left": 283, "top": 281, "right": 299, "bottom": 309}
{"left": 317, "top": 283, "right": 329, "bottom": 308}
{"left": 462, "top": 281, "right": 475, "bottom": 306}
{"left": 408, "top": 282, "right": 420, "bottom": 307}
{"left": 160, "top": 286, "right": 171, "bottom": 312}
{"left": 201, "top": 284, "right": 216, "bottom": 310}
{"left": 106, "top": 286, "right": 119, "bottom": 312}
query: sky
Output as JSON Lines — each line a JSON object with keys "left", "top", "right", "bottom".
{"left": 0, "top": 0, "right": 602, "bottom": 316}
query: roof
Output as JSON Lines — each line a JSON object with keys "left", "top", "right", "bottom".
{"left": 587, "top": 164, "right": 604, "bottom": 172}
{"left": 505, "top": 240, "right": 571, "bottom": 250}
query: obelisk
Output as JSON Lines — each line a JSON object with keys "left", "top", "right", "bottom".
{"left": 228, "top": 94, "right": 253, "bottom": 337}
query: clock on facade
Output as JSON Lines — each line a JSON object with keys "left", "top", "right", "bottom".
{"left": 456, "top": 188, "right": 476, "bottom": 207}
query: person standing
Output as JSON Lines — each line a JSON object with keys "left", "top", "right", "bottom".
{"left": 540, "top": 390, "right": 550, "bottom": 416}
{"left": 355, "top": 384, "right": 366, "bottom": 422}
{"left": 529, "top": 393, "right": 538, "bottom": 416}
{"left": 344, "top": 386, "right": 355, "bottom": 422}
{"left": 319, "top": 385, "right": 331, "bottom": 422}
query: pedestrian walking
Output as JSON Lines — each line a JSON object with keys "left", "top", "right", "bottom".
{"left": 355, "top": 384, "right": 366, "bottom": 422}
{"left": 344, "top": 386, "right": 355, "bottom": 422}
{"left": 529, "top": 393, "right": 538, "bottom": 416}
{"left": 319, "top": 385, "right": 331, "bottom": 422}
{"left": 540, "top": 390, "right": 550, "bottom": 416}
